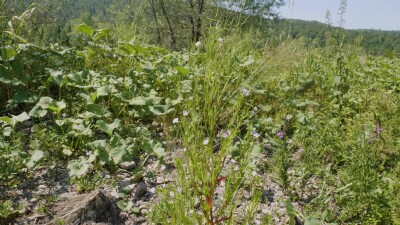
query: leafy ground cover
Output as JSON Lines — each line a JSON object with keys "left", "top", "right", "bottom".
{"left": 1, "top": 22, "right": 400, "bottom": 225}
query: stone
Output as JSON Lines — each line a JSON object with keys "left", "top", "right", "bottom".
{"left": 119, "top": 161, "right": 136, "bottom": 170}
{"left": 135, "top": 182, "right": 147, "bottom": 198}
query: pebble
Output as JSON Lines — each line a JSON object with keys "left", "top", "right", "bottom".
{"left": 135, "top": 182, "right": 147, "bottom": 198}
{"left": 119, "top": 161, "right": 136, "bottom": 170}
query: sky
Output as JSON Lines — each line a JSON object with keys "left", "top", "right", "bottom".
{"left": 279, "top": 0, "right": 400, "bottom": 31}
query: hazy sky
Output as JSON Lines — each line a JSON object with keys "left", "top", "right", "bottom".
{"left": 279, "top": 0, "right": 400, "bottom": 31}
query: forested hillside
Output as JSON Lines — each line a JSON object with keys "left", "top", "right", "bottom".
{"left": 1, "top": 1, "right": 400, "bottom": 224}
{"left": 3, "top": 0, "right": 400, "bottom": 55}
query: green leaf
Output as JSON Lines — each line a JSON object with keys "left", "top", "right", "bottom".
{"left": 97, "top": 119, "right": 121, "bottom": 136}
{"left": 29, "top": 106, "right": 48, "bottom": 118}
{"left": 110, "top": 146, "right": 127, "bottom": 165}
{"left": 285, "top": 199, "right": 297, "bottom": 225}
{"left": 0, "top": 116, "right": 12, "bottom": 126}
{"left": 3, "top": 126, "right": 12, "bottom": 136}
{"left": 11, "top": 112, "right": 30, "bottom": 127}
{"left": 94, "top": 28, "right": 109, "bottom": 41}
{"left": 0, "top": 65, "right": 13, "bottom": 84}
{"left": 67, "top": 160, "right": 89, "bottom": 178}
{"left": 149, "top": 105, "right": 172, "bottom": 116}
{"left": 85, "top": 104, "right": 112, "bottom": 118}
{"left": 175, "top": 66, "right": 189, "bottom": 75}
{"left": 304, "top": 216, "right": 321, "bottom": 225}
{"left": 117, "top": 200, "right": 133, "bottom": 211}
{"left": 37, "top": 96, "right": 54, "bottom": 108}
{"left": 26, "top": 150, "right": 44, "bottom": 169}
{"left": 141, "top": 140, "right": 165, "bottom": 157}
{"left": 250, "top": 144, "right": 262, "bottom": 158}
{"left": 119, "top": 43, "right": 146, "bottom": 55}
{"left": 0, "top": 45, "right": 17, "bottom": 61}
{"left": 48, "top": 69, "right": 64, "bottom": 87}
{"left": 96, "top": 86, "right": 110, "bottom": 97}
{"left": 76, "top": 23, "right": 95, "bottom": 37}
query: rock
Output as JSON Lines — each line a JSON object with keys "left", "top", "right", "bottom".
{"left": 135, "top": 182, "right": 147, "bottom": 198}
{"left": 119, "top": 161, "right": 136, "bottom": 170}
{"left": 51, "top": 190, "right": 122, "bottom": 224}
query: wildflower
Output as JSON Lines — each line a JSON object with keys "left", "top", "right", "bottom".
{"left": 195, "top": 41, "right": 201, "bottom": 48}
{"left": 217, "top": 37, "right": 223, "bottom": 43}
{"left": 183, "top": 110, "right": 189, "bottom": 116}
{"left": 241, "top": 87, "right": 250, "bottom": 97}
{"left": 250, "top": 130, "right": 260, "bottom": 138}
{"left": 177, "top": 188, "right": 182, "bottom": 193}
{"left": 251, "top": 171, "right": 258, "bottom": 176}
{"left": 374, "top": 123, "right": 383, "bottom": 135}
{"left": 234, "top": 165, "right": 239, "bottom": 171}
{"left": 203, "top": 138, "right": 209, "bottom": 145}
{"left": 277, "top": 131, "right": 284, "bottom": 139}
{"left": 220, "top": 129, "right": 231, "bottom": 138}
{"left": 189, "top": 96, "right": 193, "bottom": 100}
{"left": 169, "top": 191, "right": 175, "bottom": 197}
{"left": 172, "top": 118, "right": 179, "bottom": 124}
{"left": 149, "top": 187, "right": 156, "bottom": 194}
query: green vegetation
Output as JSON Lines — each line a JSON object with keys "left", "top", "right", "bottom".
{"left": 1, "top": 0, "right": 400, "bottom": 224}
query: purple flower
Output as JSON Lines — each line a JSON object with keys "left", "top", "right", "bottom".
{"left": 277, "top": 131, "right": 284, "bottom": 139}
{"left": 374, "top": 124, "right": 383, "bottom": 135}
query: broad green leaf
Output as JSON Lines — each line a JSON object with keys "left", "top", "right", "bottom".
{"left": 37, "top": 96, "right": 54, "bottom": 108}
{"left": 119, "top": 43, "right": 146, "bottom": 55}
{"left": 110, "top": 146, "right": 127, "bottom": 164}
{"left": 26, "top": 150, "right": 44, "bottom": 169}
{"left": 0, "top": 116, "right": 12, "bottom": 125}
{"left": 0, "top": 45, "right": 17, "bottom": 61}
{"left": 142, "top": 140, "right": 165, "bottom": 157}
{"left": 94, "top": 28, "right": 109, "bottom": 41}
{"left": 76, "top": 23, "right": 95, "bottom": 37}
{"left": 29, "top": 106, "right": 47, "bottom": 118}
{"left": 85, "top": 104, "right": 112, "bottom": 118}
{"left": 3, "top": 126, "right": 12, "bottom": 136}
{"left": 97, "top": 119, "right": 121, "bottom": 136}
{"left": 11, "top": 112, "right": 30, "bottom": 126}
{"left": 67, "top": 160, "right": 89, "bottom": 178}
{"left": 149, "top": 105, "right": 173, "bottom": 116}
{"left": 250, "top": 144, "right": 262, "bottom": 158}
{"left": 175, "top": 66, "right": 189, "bottom": 75}
{"left": 0, "top": 65, "right": 13, "bottom": 84}
{"left": 48, "top": 69, "right": 64, "bottom": 87}
{"left": 96, "top": 86, "right": 110, "bottom": 96}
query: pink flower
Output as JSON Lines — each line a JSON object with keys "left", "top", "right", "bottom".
{"left": 277, "top": 131, "right": 284, "bottom": 139}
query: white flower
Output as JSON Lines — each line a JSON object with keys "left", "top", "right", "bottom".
{"left": 250, "top": 130, "right": 260, "bottom": 138}
{"left": 203, "top": 138, "right": 209, "bottom": 145}
{"left": 173, "top": 118, "right": 179, "bottom": 124}
{"left": 183, "top": 110, "right": 189, "bottom": 116}
{"left": 252, "top": 171, "right": 258, "bottom": 176}
{"left": 189, "top": 96, "right": 193, "bottom": 100}
{"left": 169, "top": 191, "right": 175, "bottom": 197}
{"left": 241, "top": 87, "right": 250, "bottom": 97}
{"left": 220, "top": 129, "right": 231, "bottom": 138}
{"left": 195, "top": 41, "right": 201, "bottom": 47}
{"left": 217, "top": 37, "right": 223, "bottom": 43}
{"left": 149, "top": 187, "right": 156, "bottom": 194}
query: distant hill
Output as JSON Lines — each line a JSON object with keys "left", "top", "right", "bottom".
{"left": 263, "top": 18, "right": 400, "bottom": 56}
